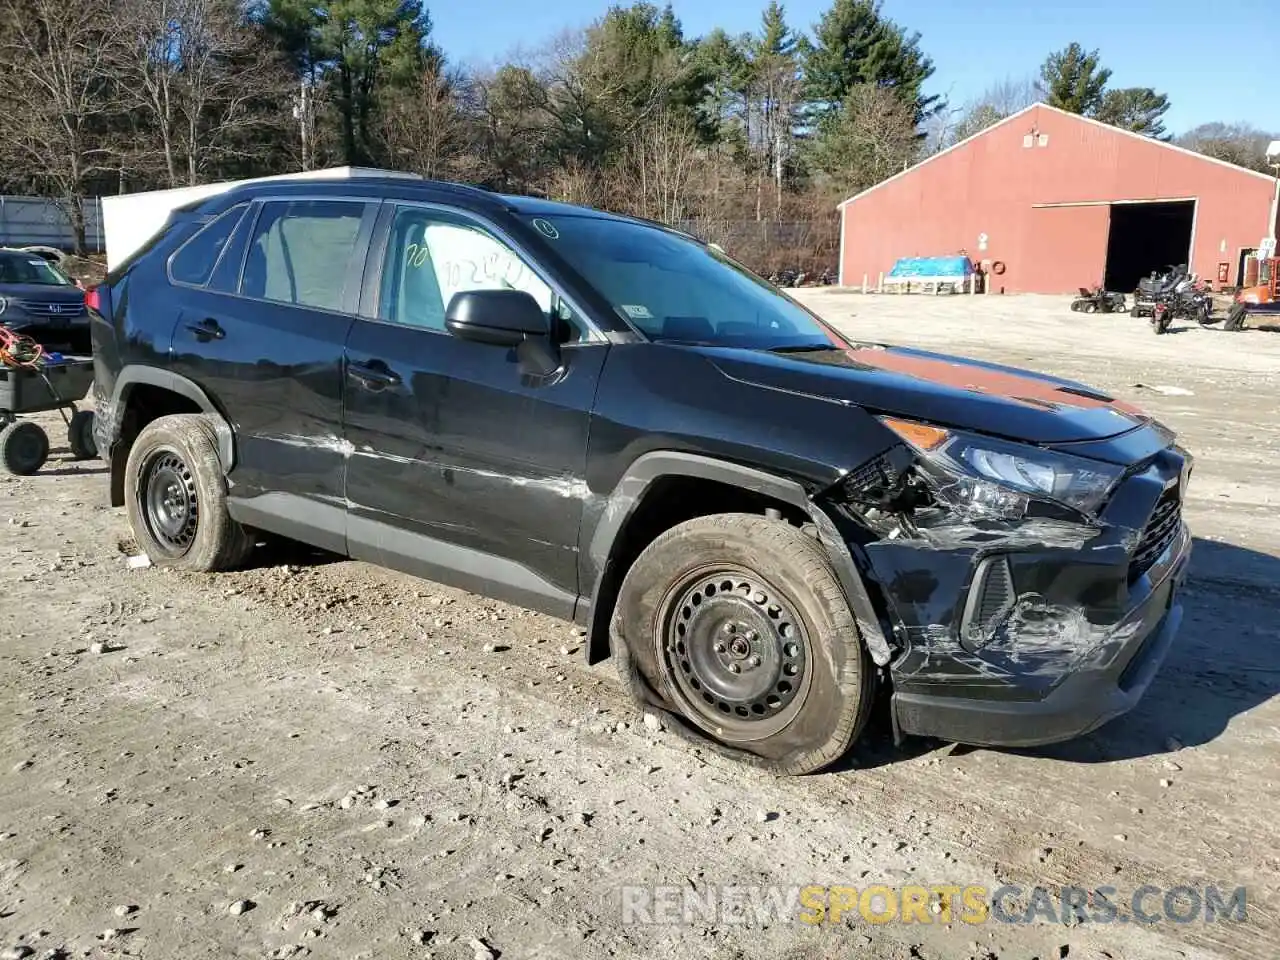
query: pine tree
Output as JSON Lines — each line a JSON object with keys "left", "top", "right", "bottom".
{"left": 259, "top": 0, "right": 436, "bottom": 165}
{"left": 1037, "top": 43, "right": 1110, "bottom": 116}
{"left": 1094, "top": 87, "right": 1170, "bottom": 139}
{"left": 802, "top": 0, "right": 937, "bottom": 126}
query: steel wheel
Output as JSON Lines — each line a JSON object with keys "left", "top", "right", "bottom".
{"left": 140, "top": 449, "right": 199, "bottom": 555}
{"left": 659, "top": 566, "right": 813, "bottom": 742}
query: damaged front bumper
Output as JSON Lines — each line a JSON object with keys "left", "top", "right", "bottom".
{"left": 849, "top": 441, "right": 1192, "bottom": 748}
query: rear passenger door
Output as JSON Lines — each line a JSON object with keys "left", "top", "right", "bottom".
{"left": 168, "top": 197, "right": 378, "bottom": 553}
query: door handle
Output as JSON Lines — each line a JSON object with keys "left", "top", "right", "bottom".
{"left": 185, "top": 318, "right": 225, "bottom": 341}
{"left": 348, "top": 359, "right": 401, "bottom": 391}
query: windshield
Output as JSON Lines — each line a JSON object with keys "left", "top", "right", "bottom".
{"left": 524, "top": 214, "right": 839, "bottom": 349}
{"left": 0, "top": 252, "right": 73, "bottom": 286}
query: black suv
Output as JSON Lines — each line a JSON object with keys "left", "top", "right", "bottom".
{"left": 89, "top": 177, "right": 1192, "bottom": 774}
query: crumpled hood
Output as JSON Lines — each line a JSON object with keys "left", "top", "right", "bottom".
{"left": 701, "top": 343, "right": 1149, "bottom": 445}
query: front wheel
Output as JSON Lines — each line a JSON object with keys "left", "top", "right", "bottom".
{"left": 124, "top": 414, "right": 254, "bottom": 571}
{"left": 613, "top": 513, "right": 875, "bottom": 775}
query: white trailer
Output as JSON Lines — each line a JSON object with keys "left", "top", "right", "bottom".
{"left": 99, "top": 166, "right": 421, "bottom": 272}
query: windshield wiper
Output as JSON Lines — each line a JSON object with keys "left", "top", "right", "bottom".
{"left": 766, "top": 343, "right": 837, "bottom": 354}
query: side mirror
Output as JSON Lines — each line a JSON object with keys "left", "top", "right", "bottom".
{"left": 445, "top": 289, "right": 549, "bottom": 347}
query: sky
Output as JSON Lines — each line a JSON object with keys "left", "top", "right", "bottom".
{"left": 430, "top": 0, "right": 1278, "bottom": 136}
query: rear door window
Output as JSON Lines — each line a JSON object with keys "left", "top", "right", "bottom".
{"left": 168, "top": 203, "right": 249, "bottom": 287}
{"left": 239, "top": 200, "right": 366, "bottom": 312}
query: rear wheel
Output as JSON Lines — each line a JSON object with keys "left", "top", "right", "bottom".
{"left": 1082, "top": 302, "right": 1097, "bottom": 314}
{"left": 124, "top": 414, "right": 253, "bottom": 571}
{"left": 613, "top": 513, "right": 874, "bottom": 775}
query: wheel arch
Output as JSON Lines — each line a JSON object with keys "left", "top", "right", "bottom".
{"left": 104, "top": 366, "right": 234, "bottom": 507}
{"left": 581, "top": 451, "right": 893, "bottom": 668}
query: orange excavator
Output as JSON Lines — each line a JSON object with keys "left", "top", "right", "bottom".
{"left": 1224, "top": 257, "right": 1279, "bottom": 331}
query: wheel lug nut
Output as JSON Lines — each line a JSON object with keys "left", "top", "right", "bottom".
{"left": 728, "top": 663, "right": 741, "bottom": 674}
{"left": 748, "top": 655, "right": 761, "bottom": 667}
{"left": 713, "top": 642, "right": 726, "bottom": 653}
{"left": 723, "top": 623, "right": 736, "bottom": 634}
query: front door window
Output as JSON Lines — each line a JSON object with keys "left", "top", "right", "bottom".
{"left": 378, "top": 207, "right": 588, "bottom": 342}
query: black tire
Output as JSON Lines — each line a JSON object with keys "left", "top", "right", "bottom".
{"left": 124, "top": 414, "right": 253, "bottom": 571}
{"left": 67, "top": 410, "right": 97, "bottom": 460}
{"left": 612, "top": 513, "right": 875, "bottom": 775}
{"left": 1082, "top": 302, "right": 1097, "bottom": 314}
{"left": 0, "top": 421, "right": 49, "bottom": 475}
{"left": 1069, "top": 301, "right": 1081, "bottom": 312}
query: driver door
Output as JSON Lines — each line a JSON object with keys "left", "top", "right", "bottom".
{"left": 342, "top": 203, "right": 608, "bottom": 617}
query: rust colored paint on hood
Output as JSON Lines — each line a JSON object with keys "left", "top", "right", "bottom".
{"left": 842, "top": 346, "right": 1146, "bottom": 416}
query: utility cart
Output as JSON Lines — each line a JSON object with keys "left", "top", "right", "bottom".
{"left": 0, "top": 357, "right": 96, "bottom": 475}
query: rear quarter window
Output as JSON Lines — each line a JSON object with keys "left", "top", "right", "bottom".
{"left": 168, "top": 203, "right": 250, "bottom": 287}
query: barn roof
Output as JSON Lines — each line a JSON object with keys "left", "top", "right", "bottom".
{"left": 837, "top": 102, "right": 1276, "bottom": 210}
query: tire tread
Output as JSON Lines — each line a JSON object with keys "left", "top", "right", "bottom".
{"left": 124, "top": 414, "right": 253, "bottom": 571}
{"left": 613, "top": 512, "right": 876, "bottom": 776}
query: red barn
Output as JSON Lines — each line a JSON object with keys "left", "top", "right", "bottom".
{"left": 837, "top": 103, "right": 1280, "bottom": 294}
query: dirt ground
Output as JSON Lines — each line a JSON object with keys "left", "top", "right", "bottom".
{"left": 1, "top": 291, "right": 1277, "bottom": 960}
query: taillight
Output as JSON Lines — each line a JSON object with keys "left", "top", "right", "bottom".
{"left": 84, "top": 285, "right": 102, "bottom": 312}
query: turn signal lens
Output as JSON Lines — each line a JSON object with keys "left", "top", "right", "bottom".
{"left": 880, "top": 417, "right": 950, "bottom": 452}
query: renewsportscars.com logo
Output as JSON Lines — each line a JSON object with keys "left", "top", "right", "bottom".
{"left": 620, "top": 883, "right": 1248, "bottom": 927}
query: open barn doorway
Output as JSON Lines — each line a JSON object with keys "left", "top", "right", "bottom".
{"left": 1103, "top": 200, "right": 1196, "bottom": 292}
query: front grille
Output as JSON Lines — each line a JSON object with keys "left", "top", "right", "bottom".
{"left": 16, "top": 299, "right": 86, "bottom": 318}
{"left": 1129, "top": 484, "right": 1182, "bottom": 579}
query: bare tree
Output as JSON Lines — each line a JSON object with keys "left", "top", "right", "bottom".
{"left": 0, "top": 0, "right": 125, "bottom": 251}
{"left": 545, "top": 158, "right": 610, "bottom": 209}
{"left": 940, "top": 75, "right": 1040, "bottom": 148}
{"left": 377, "top": 64, "right": 471, "bottom": 179}
{"left": 468, "top": 63, "right": 554, "bottom": 190}
{"left": 810, "top": 84, "right": 920, "bottom": 196}
{"left": 622, "top": 109, "right": 702, "bottom": 223}
{"left": 116, "top": 0, "right": 292, "bottom": 187}
{"left": 1178, "top": 122, "right": 1279, "bottom": 174}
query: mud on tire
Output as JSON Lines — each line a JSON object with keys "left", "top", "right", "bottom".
{"left": 612, "top": 513, "right": 875, "bottom": 775}
{"left": 124, "top": 414, "right": 254, "bottom": 572}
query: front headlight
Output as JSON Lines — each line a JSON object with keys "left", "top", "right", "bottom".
{"left": 879, "top": 416, "right": 1124, "bottom": 518}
